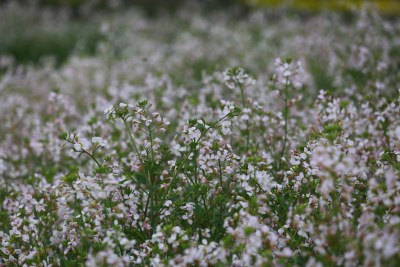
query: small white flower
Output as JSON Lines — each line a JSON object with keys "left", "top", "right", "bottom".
{"left": 280, "top": 247, "right": 293, "bottom": 257}
{"left": 143, "top": 140, "right": 151, "bottom": 148}
{"left": 221, "top": 120, "right": 231, "bottom": 135}
{"left": 164, "top": 200, "right": 173, "bottom": 207}
{"left": 320, "top": 178, "right": 334, "bottom": 197}
{"left": 223, "top": 104, "right": 235, "bottom": 116}
{"left": 274, "top": 58, "right": 304, "bottom": 88}
{"left": 104, "top": 105, "right": 115, "bottom": 118}
{"left": 187, "top": 127, "right": 201, "bottom": 140}
{"left": 74, "top": 138, "right": 90, "bottom": 151}
{"left": 92, "top": 137, "right": 107, "bottom": 147}
{"left": 395, "top": 126, "right": 400, "bottom": 139}
{"left": 223, "top": 67, "right": 255, "bottom": 89}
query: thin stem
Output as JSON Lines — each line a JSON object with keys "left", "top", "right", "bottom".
{"left": 63, "top": 138, "right": 101, "bottom": 167}
{"left": 159, "top": 114, "right": 231, "bottom": 208}
{"left": 144, "top": 193, "right": 151, "bottom": 221}
{"left": 123, "top": 119, "right": 143, "bottom": 166}
{"left": 281, "top": 79, "right": 290, "bottom": 163}
{"left": 240, "top": 84, "right": 250, "bottom": 151}
{"left": 218, "top": 159, "right": 223, "bottom": 188}
{"left": 240, "top": 85, "right": 246, "bottom": 108}
{"left": 81, "top": 149, "right": 101, "bottom": 167}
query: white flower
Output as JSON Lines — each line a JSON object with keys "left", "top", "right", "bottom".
{"left": 223, "top": 67, "right": 255, "bottom": 89}
{"left": 187, "top": 127, "right": 201, "bottom": 140}
{"left": 74, "top": 138, "right": 90, "bottom": 151}
{"left": 164, "top": 200, "right": 173, "bottom": 207}
{"left": 223, "top": 104, "right": 235, "bottom": 115}
{"left": 104, "top": 105, "right": 115, "bottom": 119}
{"left": 143, "top": 140, "right": 151, "bottom": 148}
{"left": 395, "top": 126, "right": 400, "bottom": 139}
{"left": 320, "top": 178, "right": 334, "bottom": 197}
{"left": 280, "top": 247, "right": 293, "bottom": 257}
{"left": 221, "top": 120, "right": 231, "bottom": 135}
{"left": 274, "top": 58, "right": 303, "bottom": 88}
{"left": 92, "top": 137, "right": 107, "bottom": 147}
{"left": 396, "top": 152, "right": 400, "bottom": 162}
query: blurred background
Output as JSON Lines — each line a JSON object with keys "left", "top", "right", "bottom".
{"left": 1, "top": 0, "right": 399, "bottom": 66}
{"left": 1, "top": 0, "right": 399, "bottom": 13}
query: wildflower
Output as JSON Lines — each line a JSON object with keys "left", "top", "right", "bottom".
{"left": 92, "top": 137, "right": 107, "bottom": 147}
{"left": 396, "top": 126, "right": 400, "bottom": 139}
{"left": 104, "top": 105, "right": 115, "bottom": 119}
{"left": 274, "top": 58, "right": 303, "bottom": 88}
{"left": 223, "top": 67, "right": 255, "bottom": 89}
{"left": 164, "top": 200, "right": 173, "bottom": 207}
{"left": 319, "top": 178, "right": 334, "bottom": 197}
{"left": 73, "top": 138, "right": 90, "bottom": 151}
{"left": 184, "top": 126, "right": 201, "bottom": 141}
{"left": 221, "top": 120, "right": 231, "bottom": 135}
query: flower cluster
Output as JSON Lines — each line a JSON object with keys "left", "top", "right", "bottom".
{"left": 274, "top": 58, "right": 304, "bottom": 88}
{"left": 223, "top": 67, "right": 256, "bottom": 90}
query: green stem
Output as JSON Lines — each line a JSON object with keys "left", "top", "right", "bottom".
{"left": 64, "top": 138, "right": 102, "bottom": 167}
{"left": 81, "top": 149, "right": 101, "bottom": 167}
{"left": 240, "top": 85, "right": 246, "bottom": 108}
{"left": 239, "top": 84, "right": 250, "bottom": 151}
{"left": 123, "top": 119, "right": 143, "bottom": 166}
{"left": 281, "top": 79, "right": 290, "bottom": 163}
{"left": 159, "top": 114, "right": 231, "bottom": 208}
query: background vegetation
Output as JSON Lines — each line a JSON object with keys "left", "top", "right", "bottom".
{"left": 1, "top": 0, "right": 399, "bottom": 66}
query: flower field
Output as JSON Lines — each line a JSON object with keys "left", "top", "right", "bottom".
{"left": 1, "top": 2, "right": 400, "bottom": 266}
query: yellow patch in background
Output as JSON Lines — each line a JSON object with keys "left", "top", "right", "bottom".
{"left": 244, "top": 0, "right": 400, "bottom": 14}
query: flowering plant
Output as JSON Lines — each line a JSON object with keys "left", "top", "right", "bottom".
{"left": 1, "top": 3, "right": 400, "bottom": 267}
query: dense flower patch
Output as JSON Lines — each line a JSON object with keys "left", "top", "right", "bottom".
{"left": 0, "top": 3, "right": 400, "bottom": 266}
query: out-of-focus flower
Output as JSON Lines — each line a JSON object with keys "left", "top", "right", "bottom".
{"left": 73, "top": 138, "right": 90, "bottom": 151}
{"left": 223, "top": 67, "right": 255, "bottom": 89}
{"left": 92, "top": 137, "right": 107, "bottom": 147}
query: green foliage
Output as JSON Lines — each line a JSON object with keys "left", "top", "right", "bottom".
{"left": 323, "top": 122, "right": 343, "bottom": 142}
{"left": 0, "top": 24, "right": 102, "bottom": 65}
